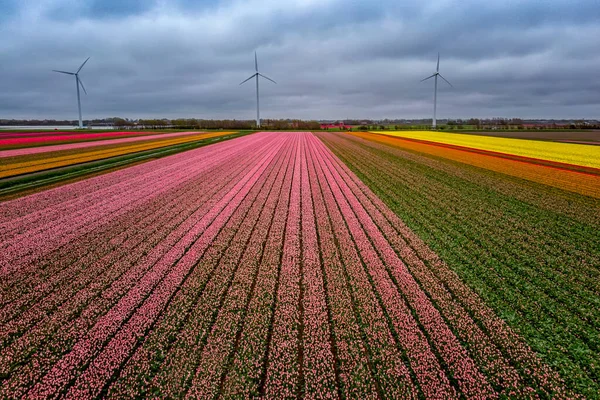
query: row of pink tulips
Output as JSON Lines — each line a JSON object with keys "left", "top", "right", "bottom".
{"left": 0, "top": 133, "right": 270, "bottom": 276}
{"left": 184, "top": 139, "right": 294, "bottom": 399}
{"left": 305, "top": 140, "right": 380, "bottom": 398}
{"left": 317, "top": 137, "right": 527, "bottom": 395}
{"left": 0, "top": 138, "right": 268, "bottom": 352}
{"left": 219, "top": 139, "right": 297, "bottom": 397}
{"left": 114, "top": 135, "right": 291, "bottom": 398}
{"left": 308, "top": 137, "right": 426, "bottom": 398}
{"left": 317, "top": 132, "right": 573, "bottom": 398}
{"left": 298, "top": 136, "right": 338, "bottom": 398}
{"left": 311, "top": 135, "right": 496, "bottom": 398}
{"left": 65, "top": 138, "right": 287, "bottom": 399}
{"left": 0, "top": 134, "right": 282, "bottom": 398}
{"left": 25, "top": 136, "right": 283, "bottom": 398}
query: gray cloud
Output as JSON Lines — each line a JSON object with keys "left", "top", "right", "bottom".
{"left": 0, "top": 0, "right": 599, "bottom": 120}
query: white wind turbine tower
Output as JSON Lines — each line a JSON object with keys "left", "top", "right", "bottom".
{"left": 53, "top": 57, "right": 90, "bottom": 129}
{"left": 240, "top": 52, "right": 276, "bottom": 129}
{"left": 420, "top": 53, "right": 453, "bottom": 130}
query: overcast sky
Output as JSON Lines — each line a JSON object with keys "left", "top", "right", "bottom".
{"left": 1, "top": 0, "right": 599, "bottom": 120}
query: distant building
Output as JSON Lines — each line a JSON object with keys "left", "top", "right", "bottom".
{"left": 522, "top": 123, "right": 570, "bottom": 129}
{"left": 320, "top": 121, "right": 352, "bottom": 130}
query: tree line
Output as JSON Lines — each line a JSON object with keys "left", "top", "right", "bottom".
{"left": 114, "top": 118, "right": 322, "bottom": 130}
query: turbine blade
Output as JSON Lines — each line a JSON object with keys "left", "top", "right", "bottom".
{"left": 77, "top": 57, "right": 90, "bottom": 73}
{"left": 53, "top": 70, "right": 75, "bottom": 75}
{"left": 239, "top": 73, "right": 258, "bottom": 85}
{"left": 437, "top": 52, "right": 440, "bottom": 72}
{"left": 255, "top": 52, "right": 258, "bottom": 72}
{"left": 258, "top": 73, "right": 276, "bottom": 84}
{"left": 420, "top": 73, "right": 436, "bottom": 82}
{"left": 78, "top": 76, "right": 88, "bottom": 94}
{"left": 439, "top": 74, "right": 453, "bottom": 88}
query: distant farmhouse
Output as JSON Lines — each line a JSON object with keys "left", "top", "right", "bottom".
{"left": 320, "top": 121, "right": 352, "bottom": 130}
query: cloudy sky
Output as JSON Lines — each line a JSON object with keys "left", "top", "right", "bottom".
{"left": 1, "top": 0, "right": 599, "bottom": 120}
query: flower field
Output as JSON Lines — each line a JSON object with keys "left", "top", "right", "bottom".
{"left": 0, "top": 131, "right": 579, "bottom": 398}
{"left": 350, "top": 131, "right": 600, "bottom": 198}
{"left": 0, "top": 131, "right": 213, "bottom": 158}
{"left": 319, "top": 131, "right": 600, "bottom": 398}
{"left": 371, "top": 130, "right": 600, "bottom": 171}
{"left": 0, "top": 131, "right": 168, "bottom": 149}
{"left": 0, "top": 131, "right": 232, "bottom": 179}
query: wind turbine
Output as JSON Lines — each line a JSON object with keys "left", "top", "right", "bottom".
{"left": 420, "top": 53, "right": 453, "bottom": 130}
{"left": 53, "top": 57, "right": 90, "bottom": 129}
{"left": 240, "top": 52, "right": 276, "bottom": 129}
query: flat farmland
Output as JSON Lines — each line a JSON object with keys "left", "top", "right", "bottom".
{"left": 0, "top": 130, "right": 212, "bottom": 150}
{"left": 0, "top": 131, "right": 234, "bottom": 178}
{"left": 319, "top": 131, "right": 600, "bottom": 398}
{"left": 370, "top": 130, "right": 600, "bottom": 170}
{"left": 358, "top": 131, "right": 600, "bottom": 198}
{"left": 0, "top": 131, "right": 592, "bottom": 398}
{"left": 459, "top": 130, "right": 600, "bottom": 144}
{"left": 0, "top": 131, "right": 220, "bottom": 158}
{"left": 0, "top": 131, "right": 172, "bottom": 150}
{"left": 0, "top": 131, "right": 244, "bottom": 199}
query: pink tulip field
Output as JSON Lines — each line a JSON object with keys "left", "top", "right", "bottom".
{"left": 0, "top": 131, "right": 574, "bottom": 398}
